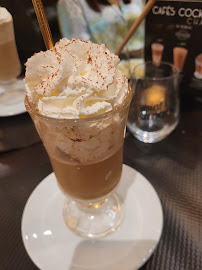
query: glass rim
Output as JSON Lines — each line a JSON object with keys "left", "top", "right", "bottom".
{"left": 131, "top": 61, "right": 179, "bottom": 81}
{"left": 25, "top": 86, "right": 132, "bottom": 123}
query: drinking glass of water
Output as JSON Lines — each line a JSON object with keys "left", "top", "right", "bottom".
{"left": 127, "top": 62, "right": 179, "bottom": 143}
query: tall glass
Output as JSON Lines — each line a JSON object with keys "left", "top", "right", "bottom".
{"left": 0, "top": 10, "right": 21, "bottom": 83}
{"left": 25, "top": 88, "right": 132, "bottom": 238}
{"left": 0, "top": 8, "right": 23, "bottom": 107}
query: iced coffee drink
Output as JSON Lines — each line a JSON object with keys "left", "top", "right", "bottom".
{"left": 194, "top": 53, "right": 202, "bottom": 79}
{"left": 0, "top": 7, "right": 21, "bottom": 82}
{"left": 0, "top": 7, "right": 24, "bottom": 110}
{"left": 151, "top": 43, "right": 164, "bottom": 66}
{"left": 25, "top": 38, "right": 131, "bottom": 237}
{"left": 173, "top": 47, "right": 188, "bottom": 72}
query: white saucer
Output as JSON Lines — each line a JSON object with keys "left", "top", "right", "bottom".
{"left": 0, "top": 79, "right": 26, "bottom": 117}
{"left": 21, "top": 164, "right": 163, "bottom": 270}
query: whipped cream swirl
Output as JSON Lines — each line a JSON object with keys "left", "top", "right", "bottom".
{"left": 25, "top": 38, "right": 128, "bottom": 119}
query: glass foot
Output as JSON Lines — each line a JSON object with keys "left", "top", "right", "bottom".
{"left": 63, "top": 193, "right": 124, "bottom": 239}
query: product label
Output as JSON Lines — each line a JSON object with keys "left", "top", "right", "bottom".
{"left": 145, "top": 0, "right": 202, "bottom": 90}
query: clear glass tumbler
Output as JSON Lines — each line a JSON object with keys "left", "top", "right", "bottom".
{"left": 127, "top": 62, "right": 179, "bottom": 143}
{"left": 25, "top": 87, "right": 132, "bottom": 238}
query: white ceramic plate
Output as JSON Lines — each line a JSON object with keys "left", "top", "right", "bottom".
{"left": 0, "top": 79, "right": 26, "bottom": 117}
{"left": 21, "top": 164, "right": 163, "bottom": 270}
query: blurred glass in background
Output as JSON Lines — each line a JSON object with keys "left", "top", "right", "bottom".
{"left": 0, "top": 7, "right": 25, "bottom": 114}
{"left": 0, "top": 7, "right": 21, "bottom": 83}
{"left": 127, "top": 62, "right": 180, "bottom": 143}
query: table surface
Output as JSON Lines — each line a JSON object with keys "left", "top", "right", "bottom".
{"left": 0, "top": 106, "right": 201, "bottom": 270}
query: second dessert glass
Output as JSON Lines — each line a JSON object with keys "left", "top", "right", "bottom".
{"left": 25, "top": 87, "right": 132, "bottom": 238}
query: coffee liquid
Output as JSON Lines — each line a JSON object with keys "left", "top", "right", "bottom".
{"left": 50, "top": 146, "right": 123, "bottom": 201}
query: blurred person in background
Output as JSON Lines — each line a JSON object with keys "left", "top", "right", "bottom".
{"left": 57, "top": 0, "right": 144, "bottom": 57}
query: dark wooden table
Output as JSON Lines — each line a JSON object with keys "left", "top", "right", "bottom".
{"left": 0, "top": 104, "right": 201, "bottom": 270}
